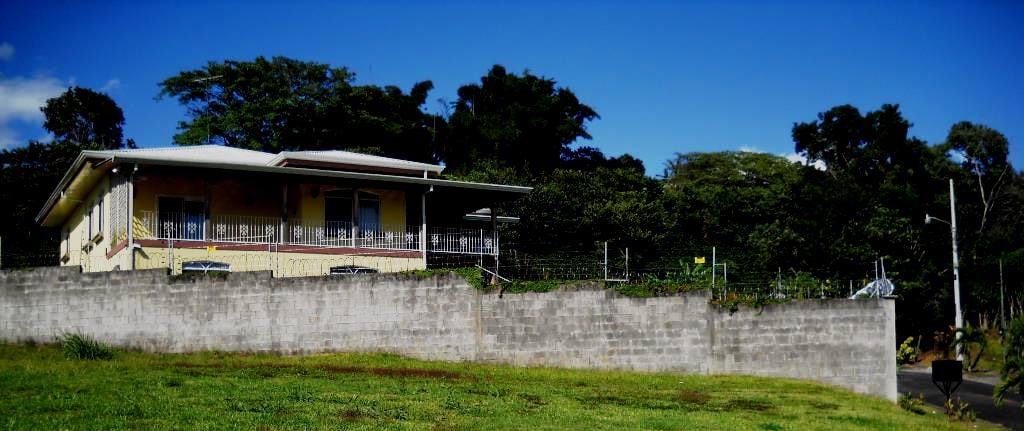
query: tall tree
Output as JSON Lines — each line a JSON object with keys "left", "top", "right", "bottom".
{"left": 158, "top": 56, "right": 440, "bottom": 162}
{"left": 2, "top": 87, "right": 134, "bottom": 268}
{"left": 662, "top": 151, "right": 804, "bottom": 275}
{"left": 940, "top": 122, "right": 1013, "bottom": 235}
{"left": 443, "top": 65, "right": 599, "bottom": 177}
{"left": 41, "top": 86, "right": 133, "bottom": 149}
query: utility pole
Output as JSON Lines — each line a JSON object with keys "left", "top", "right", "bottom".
{"left": 949, "top": 179, "right": 964, "bottom": 362}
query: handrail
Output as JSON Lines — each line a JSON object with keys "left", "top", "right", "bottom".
{"left": 136, "top": 210, "right": 496, "bottom": 255}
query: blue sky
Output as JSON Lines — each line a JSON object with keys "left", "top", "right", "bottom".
{"left": 1, "top": 1, "right": 1022, "bottom": 175}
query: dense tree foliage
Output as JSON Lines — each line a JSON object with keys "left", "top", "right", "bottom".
{"left": 661, "top": 151, "right": 804, "bottom": 274}
{"left": 1, "top": 87, "right": 133, "bottom": 267}
{"left": 41, "top": 86, "right": 134, "bottom": 150}
{"left": 442, "top": 65, "right": 599, "bottom": 177}
{"left": 158, "top": 56, "right": 440, "bottom": 162}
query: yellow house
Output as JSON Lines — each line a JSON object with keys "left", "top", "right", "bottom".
{"left": 36, "top": 146, "right": 530, "bottom": 276}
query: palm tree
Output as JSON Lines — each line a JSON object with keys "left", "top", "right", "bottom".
{"left": 994, "top": 356, "right": 1023, "bottom": 410}
{"left": 950, "top": 324, "right": 988, "bottom": 372}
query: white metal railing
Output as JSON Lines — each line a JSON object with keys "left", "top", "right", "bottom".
{"left": 286, "top": 219, "right": 350, "bottom": 247}
{"left": 428, "top": 227, "right": 497, "bottom": 256}
{"left": 137, "top": 210, "right": 494, "bottom": 255}
{"left": 285, "top": 219, "right": 420, "bottom": 250}
{"left": 139, "top": 211, "right": 206, "bottom": 241}
{"left": 210, "top": 214, "right": 278, "bottom": 243}
{"left": 357, "top": 224, "right": 421, "bottom": 250}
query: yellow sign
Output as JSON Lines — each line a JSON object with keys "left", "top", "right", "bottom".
{"left": 206, "top": 246, "right": 217, "bottom": 253}
{"left": 694, "top": 257, "right": 706, "bottom": 264}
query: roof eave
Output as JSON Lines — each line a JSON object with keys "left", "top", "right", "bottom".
{"left": 108, "top": 155, "right": 531, "bottom": 193}
{"left": 35, "top": 150, "right": 109, "bottom": 225}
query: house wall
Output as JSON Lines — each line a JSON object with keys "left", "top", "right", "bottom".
{"left": 132, "top": 173, "right": 407, "bottom": 229}
{"left": 295, "top": 184, "right": 406, "bottom": 227}
{"left": 59, "top": 173, "right": 126, "bottom": 273}
{"left": 134, "top": 247, "right": 424, "bottom": 277}
{"left": 208, "top": 179, "right": 281, "bottom": 218}
{"left": 0, "top": 268, "right": 898, "bottom": 401}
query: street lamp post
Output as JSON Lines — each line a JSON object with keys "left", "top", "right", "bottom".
{"left": 926, "top": 178, "right": 963, "bottom": 361}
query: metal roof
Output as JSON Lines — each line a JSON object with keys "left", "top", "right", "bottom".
{"left": 90, "top": 145, "right": 277, "bottom": 166}
{"left": 270, "top": 150, "right": 444, "bottom": 174}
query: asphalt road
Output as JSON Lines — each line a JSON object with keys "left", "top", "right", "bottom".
{"left": 899, "top": 369, "right": 1023, "bottom": 429}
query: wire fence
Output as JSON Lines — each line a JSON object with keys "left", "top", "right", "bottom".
{"left": 425, "top": 243, "right": 878, "bottom": 300}
{"left": 0, "top": 238, "right": 976, "bottom": 303}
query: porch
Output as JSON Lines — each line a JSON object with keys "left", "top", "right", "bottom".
{"left": 135, "top": 210, "right": 498, "bottom": 256}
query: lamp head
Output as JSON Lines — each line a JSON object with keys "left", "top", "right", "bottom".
{"left": 925, "top": 214, "right": 933, "bottom": 225}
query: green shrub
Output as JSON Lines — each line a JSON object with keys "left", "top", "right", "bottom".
{"left": 59, "top": 333, "right": 115, "bottom": 360}
{"left": 897, "top": 337, "right": 919, "bottom": 365}
{"left": 943, "top": 397, "right": 975, "bottom": 422}
{"left": 996, "top": 315, "right": 1024, "bottom": 411}
{"left": 452, "top": 267, "right": 486, "bottom": 290}
{"left": 897, "top": 393, "right": 926, "bottom": 415}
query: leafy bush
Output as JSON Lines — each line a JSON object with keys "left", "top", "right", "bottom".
{"left": 897, "top": 393, "right": 926, "bottom": 415}
{"left": 451, "top": 267, "right": 486, "bottom": 290}
{"left": 897, "top": 337, "right": 919, "bottom": 365}
{"left": 59, "top": 333, "right": 115, "bottom": 360}
{"left": 996, "top": 315, "right": 1024, "bottom": 412}
{"left": 950, "top": 323, "right": 987, "bottom": 371}
{"left": 943, "top": 397, "right": 975, "bottom": 422}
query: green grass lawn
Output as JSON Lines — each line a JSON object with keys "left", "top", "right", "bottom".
{"left": 0, "top": 343, "right": 996, "bottom": 430}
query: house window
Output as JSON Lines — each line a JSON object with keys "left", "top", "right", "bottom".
{"left": 324, "top": 190, "right": 381, "bottom": 237}
{"left": 157, "top": 196, "right": 205, "bottom": 240}
{"left": 97, "top": 196, "right": 104, "bottom": 237}
{"left": 87, "top": 202, "right": 93, "bottom": 239}
{"left": 358, "top": 192, "right": 380, "bottom": 231}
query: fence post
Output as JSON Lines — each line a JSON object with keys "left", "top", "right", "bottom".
{"left": 711, "top": 247, "right": 716, "bottom": 294}
{"left": 603, "top": 241, "right": 608, "bottom": 281}
{"left": 625, "top": 247, "right": 629, "bottom": 283}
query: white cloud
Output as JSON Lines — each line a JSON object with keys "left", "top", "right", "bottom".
{"left": 100, "top": 78, "right": 120, "bottom": 92}
{"left": 0, "top": 42, "right": 13, "bottom": 61}
{"left": 737, "top": 145, "right": 826, "bottom": 170}
{"left": 783, "top": 152, "right": 826, "bottom": 170}
{"left": 0, "top": 75, "right": 66, "bottom": 148}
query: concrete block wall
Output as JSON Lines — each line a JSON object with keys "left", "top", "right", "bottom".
{"left": 477, "top": 285, "right": 712, "bottom": 374}
{"left": 0, "top": 267, "right": 896, "bottom": 400}
{"left": 0, "top": 267, "right": 477, "bottom": 359}
{"left": 709, "top": 299, "right": 897, "bottom": 400}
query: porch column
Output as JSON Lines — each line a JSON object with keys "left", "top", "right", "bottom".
{"left": 420, "top": 190, "right": 427, "bottom": 267}
{"left": 203, "top": 178, "right": 211, "bottom": 241}
{"left": 127, "top": 165, "right": 136, "bottom": 270}
{"left": 490, "top": 204, "right": 498, "bottom": 278}
{"left": 280, "top": 183, "right": 287, "bottom": 245}
{"left": 351, "top": 189, "right": 359, "bottom": 248}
